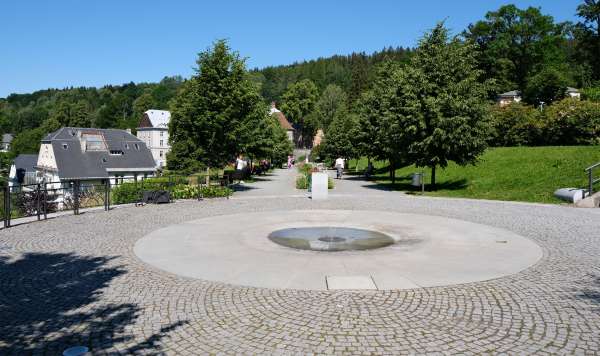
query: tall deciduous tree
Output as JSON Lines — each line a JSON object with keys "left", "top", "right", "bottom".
{"left": 280, "top": 79, "right": 319, "bottom": 147}
{"left": 575, "top": 0, "right": 600, "bottom": 81}
{"left": 404, "top": 23, "right": 491, "bottom": 188}
{"left": 321, "top": 113, "right": 359, "bottom": 161}
{"left": 464, "top": 5, "right": 569, "bottom": 92}
{"left": 356, "top": 62, "right": 418, "bottom": 183}
{"left": 132, "top": 91, "right": 156, "bottom": 121}
{"left": 168, "top": 40, "right": 267, "bottom": 173}
{"left": 316, "top": 84, "right": 347, "bottom": 131}
{"left": 523, "top": 66, "right": 570, "bottom": 105}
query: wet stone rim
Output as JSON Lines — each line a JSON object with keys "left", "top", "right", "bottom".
{"left": 268, "top": 226, "right": 396, "bottom": 252}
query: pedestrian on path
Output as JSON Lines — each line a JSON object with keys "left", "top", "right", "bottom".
{"left": 335, "top": 157, "right": 345, "bottom": 179}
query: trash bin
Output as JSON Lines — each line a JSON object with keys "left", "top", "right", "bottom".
{"left": 411, "top": 173, "right": 423, "bottom": 187}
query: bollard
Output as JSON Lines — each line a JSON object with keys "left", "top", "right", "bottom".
{"left": 36, "top": 183, "right": 41, "bottom": 221}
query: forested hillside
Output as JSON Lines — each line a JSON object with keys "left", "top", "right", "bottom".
{"left": 249, "top": 46, "right": 413, "bottom": 103}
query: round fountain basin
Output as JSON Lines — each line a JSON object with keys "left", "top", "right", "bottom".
{"left": 268, "top": 226, "right": 395, "bottom": 251}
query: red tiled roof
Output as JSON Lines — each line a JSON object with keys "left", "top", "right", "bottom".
{"left": 275, "top": 112, "right": 294, "bottom": 131}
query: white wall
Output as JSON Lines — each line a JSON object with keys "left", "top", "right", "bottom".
{"left": 137, "top": 128, "right": 170, "bottom": 168}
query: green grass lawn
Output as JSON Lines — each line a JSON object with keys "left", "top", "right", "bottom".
{"left": 349, "top": 146, "right": 600, "bottom": 204}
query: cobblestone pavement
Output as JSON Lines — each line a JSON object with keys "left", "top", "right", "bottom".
{"left": 1, "top": 170, "right": 600, "bottom": 354}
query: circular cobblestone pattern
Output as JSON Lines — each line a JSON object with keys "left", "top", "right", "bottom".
{"left": 1, "top": 191, "right": 600, "bottom": 354}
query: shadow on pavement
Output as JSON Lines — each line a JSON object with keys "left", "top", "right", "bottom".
{"left": 0, "top": 252, "right": 187, "bottom": 355}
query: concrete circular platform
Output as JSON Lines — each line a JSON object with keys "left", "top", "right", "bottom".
{"left": 134, "top": 210, "right": 543, "bottom": 290}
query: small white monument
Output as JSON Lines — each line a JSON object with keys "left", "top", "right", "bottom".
{"left": 311, "top": 172, "right": 328, "bottom": 200}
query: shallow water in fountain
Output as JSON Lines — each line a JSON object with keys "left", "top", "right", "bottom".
{"left": 268, "top": 226, "right": 395, "bottom": 251}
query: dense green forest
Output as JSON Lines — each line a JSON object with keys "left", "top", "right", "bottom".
{"left": 1, "top": 1, "right": 599, "bottom": 158}
{"left": 249, "top": 46, "right": 413, "bottom": 103}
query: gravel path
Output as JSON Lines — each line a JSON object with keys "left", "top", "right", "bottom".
{"left": 1, "top": 170, "right": 599, "bottom": 354}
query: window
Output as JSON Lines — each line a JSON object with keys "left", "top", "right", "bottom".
{"left": 160, "top": 140, "right": 163, "bottom": 147}
{"left": 101, "top": 157, "right": 108, "bottom": 163}
{"left": 159, "top": 151, "right": 163, "bottom": 158}
{"left": 134, "top": 143, "right": 140, "bottom": 150}
{"left": 124, "top": 143, "right": 129, "bottom": 150}
{"left": 110, "top": 150, "right": 124, "bottom": 155}
{"left": 62, "top": 143, "right": 68, "bottom": 150}
{"left": 160, "top": 131, "right": 164, "bottom": 137}
{"left": 82, "top": 133, "right": 107, "bottom": 151}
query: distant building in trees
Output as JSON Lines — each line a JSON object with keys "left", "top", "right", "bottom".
{"left": 313, "top": 129, "right": 324, "bottom": 147}
{"left": 137, "top": 110, "right": 171, "bottom": 168}
{"left": 1, "top": 133, "right": 13, "bottom": 152}
{"left": 566, "top": 87, "right": 581, "bottom": 99}
{"left": 269, "top": 102, "right": 295, "bottom": 143}
{"left": 497, "top": 90, "right": 522, "bottom": 106}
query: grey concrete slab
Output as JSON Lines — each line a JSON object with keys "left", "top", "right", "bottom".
{"left": 326, "top": 276, "right": 377, "bottom": 290}
{"left": 134, "top": 210, "right": 543, "bottom": 290}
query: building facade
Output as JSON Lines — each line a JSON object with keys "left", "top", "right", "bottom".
{"left": 36, "top": 127, "right": 156, "bottom": 187}
{"left": 137, "top": 110, "right": 171, "bottom": 169}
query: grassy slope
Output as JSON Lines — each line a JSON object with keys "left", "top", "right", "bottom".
{"left": 350, "top": 146, "right": 600, "bottom": 204}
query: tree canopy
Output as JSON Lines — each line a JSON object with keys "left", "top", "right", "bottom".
{"left": 168, "top": 40, "right": 287, "bottom": 172}
{"left": 280, "top": 79, "right": 319, "bottom": 147}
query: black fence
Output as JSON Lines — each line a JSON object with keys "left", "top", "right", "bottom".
{"left": 2, "top": 181, "right": 110, "bottom": 228}
{"left": 1, "top": 174, "right": 237, "bottom": 229}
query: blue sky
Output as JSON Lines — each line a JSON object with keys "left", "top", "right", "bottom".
{"left": 1, "top": 1, "right": 579, "bottom": 98}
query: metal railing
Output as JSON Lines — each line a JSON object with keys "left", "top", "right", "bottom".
{"left": 2, "top": 180, "right": 110, "bottom": 228}
{"left": 1, "top": 173, "right": 237, "bottom": 229}
{"left": 584, "top": 162, "right": 600, "bottom": 196}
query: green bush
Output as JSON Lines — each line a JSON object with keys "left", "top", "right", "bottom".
{"left": 171, "top": 184, "right": 232, "bottom": 199}
{"left": 489, "top": 103, "right": 543, "bottom": 146}
{"left": 582, "top": 87, "right": 600, "bottom": 102}
{"left": 296, "top": 174, "right": 334, "bottom": 190}
{"left": 111, "top": 181, "right": 232, "bottom": 204}
{"left": 111, "top": 183, "right": 142, "bottom": 204}
{"left": 296, "top": 175, "right": 308, "bottom": 189}
{"left": 542, "top": 98, "right": 600, "bottom": 145}
{"left": 489, "top": 99, "right": 600, "bottom": 147}
{"left": 297, "top": 163, "right": 313, "bottom": 175}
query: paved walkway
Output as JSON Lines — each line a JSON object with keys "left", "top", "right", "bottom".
{"left": 1, "top": 169, "right": 599, "bottom": 354}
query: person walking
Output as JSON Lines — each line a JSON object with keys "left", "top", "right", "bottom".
{"left": 235, "top": 155, "right": 247, "bottom": 183}
{"left": 335, "top": 156, "right": 345, "bottom": 179}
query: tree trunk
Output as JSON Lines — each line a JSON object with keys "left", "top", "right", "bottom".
{"left": 205, "top": 166, "right": 210, "bottom": 186}
{"left": 430, "top": 165, "right": 436, "bottom": 190}
{"left": 390, "top": 160, "right": 396, "bottom": 185}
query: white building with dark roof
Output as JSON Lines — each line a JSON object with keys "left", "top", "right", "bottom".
{"left": 566, "top": 87, "right": 581, "bottom": 99}
{"left": 1, "top": 133, "right": 13, "bottom": 152}
{"left": 36, "top": 127, "right": 156, "bottom": 187}
{"left": 497, "top": 90, "right": 522, "bottom": 107}
{"left": 137, "top": 110, "right": 171, "bottom": 168}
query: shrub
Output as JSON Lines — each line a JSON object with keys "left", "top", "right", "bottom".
{"left": 296, "top": 174, "right": 334, "bottom": 190}
{"left": 582, "top": 87, "right": 600, "bottom": 102}
{"left": 489, "top": 103, "right": 543, "bottom": 146}
{"left": 111, "top": 183, "right": 141, "bottom": 205}
{"left": 200, "top": 186, "right": 232, "bottom": 198}
{"left": 542, "top": 98, "right": 600, "bottom": 145}
{"left": 296, "top": 175, "right": 308, "bottom": 189}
